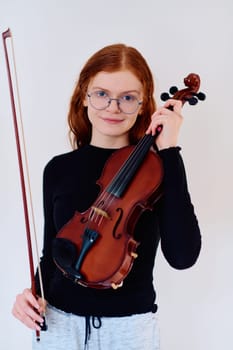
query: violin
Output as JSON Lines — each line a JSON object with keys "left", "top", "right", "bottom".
{"left": 53, "top": 73, "right": 206, "bottom": 290}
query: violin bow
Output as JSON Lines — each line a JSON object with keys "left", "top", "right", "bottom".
{"left": 2, "top": 28, "right": 47, "bottom": 340}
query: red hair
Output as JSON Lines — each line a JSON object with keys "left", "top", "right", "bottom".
{"left": 68, "top": 43, "right": 156, "bottom": 148}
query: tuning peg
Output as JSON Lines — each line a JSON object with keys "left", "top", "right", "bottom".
{"left": 160, "top": 92, "right": 170, "bottom": 101}
{"left": 196, "top": 92, "right": 206, "bottom": 101}
{"left": 187, "top": 97, "right": 198, "bottom": 105}
{"left": 169, "top": 86, "right": 178, "bottom": 95}
{"left": 189, "top": 91, "right": 206, "bottom": 104}
{"left": 161, "top": 86, "right": 179, "bottom": 101}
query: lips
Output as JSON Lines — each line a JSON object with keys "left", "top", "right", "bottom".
{"left": 101, "top": 117, "right": 124, "bottom": 124}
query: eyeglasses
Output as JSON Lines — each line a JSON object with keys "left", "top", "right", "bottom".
{"left": 87, "top": 91, "right": 142, "bottom": 114}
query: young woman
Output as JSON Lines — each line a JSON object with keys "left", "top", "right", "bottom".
{"left": 12, "top": 43, "right": 201, "bottom": 350}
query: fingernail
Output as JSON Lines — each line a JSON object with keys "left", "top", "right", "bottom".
{"left": 35, "top": 322, "right": 41, "bottom": 330}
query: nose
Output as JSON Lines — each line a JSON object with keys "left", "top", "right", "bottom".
{"left": 106, "top": 98, "right": 121, "bottom": 113}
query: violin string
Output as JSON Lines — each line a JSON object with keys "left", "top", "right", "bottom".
{"left": 83, "top": 135, "right": 154, "bottom": 229}
{"left": 114, "top": 136, "right": 147, "bottom": 186}
{"left": 94, "top": 144, "right": 142, "bottom": 210}
{"left": 81, "top": 136, "right": 155, "bottom": 235}
{"left": 108, "top": 135, "right": 153, "bottom": 195}
{"left": 91, "top": 135, "right": 153, "bottom": 223}
{"left": 10, "top": 35, "right": 46, "bottom": 310}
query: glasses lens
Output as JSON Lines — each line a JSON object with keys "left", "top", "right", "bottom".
{"left": 88, "top": 91, "right": 109, "bottom": 110}
{"left": 119, "top": 95, "right": 140, "bottom": 114}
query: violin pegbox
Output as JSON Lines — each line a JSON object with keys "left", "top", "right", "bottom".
{"left": 161, "top": 73, "right": 206, "bottom": 106}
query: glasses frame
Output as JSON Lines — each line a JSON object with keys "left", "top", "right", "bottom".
{"left": 87, "top": 92, "right": 142, "bottom": 115}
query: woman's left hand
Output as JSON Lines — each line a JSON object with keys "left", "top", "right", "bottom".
{"left": 146, "top": 99, "right": 183, "bottom": 150}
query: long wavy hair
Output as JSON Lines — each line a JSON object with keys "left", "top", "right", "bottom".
{"left": 68, "top": 43, "right": 156, "bottom": 149}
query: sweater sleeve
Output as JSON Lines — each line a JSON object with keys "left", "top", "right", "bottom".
{"left": 35, "top": 159, "right": 57, "bottom": 297}
{"left": 156, "top": 147, "right": 201, "bottom": 269}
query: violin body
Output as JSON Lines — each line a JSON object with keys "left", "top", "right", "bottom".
{"left": 53, "top": 145, "right": 163, "bottom": 289}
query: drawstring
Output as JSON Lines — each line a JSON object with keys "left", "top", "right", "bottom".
{"left": 84, "top": 316, "right": 102, "bottom": 349}
{"left": 83, "top": 307, "right": 157, "bottom": 349}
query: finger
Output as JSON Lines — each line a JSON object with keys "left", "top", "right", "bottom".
{"left": 13, "top": 309, "right": 42, "bottom": 331}
{"left": 13, "top": 297, "right": 44, "bottom": 324}
{"left": 163, "top": 99, "right": 182, "bottom": 113}
{"left": 150, "top": 107, "right": 173, "bottom": 120}
{"left": 23, "top": 289, "right": 47, "bottom": 315}
{"left": 16, "top": 289, "right": 40, "bottom": 313}
{"left": 23, "top": 288, "right": 40, "bottom": 310}
{"left": 12, "top": 290, "right": 44, "bottom": 326}
{"left": 146, "top": 118, "right": 164, "bottom": 135}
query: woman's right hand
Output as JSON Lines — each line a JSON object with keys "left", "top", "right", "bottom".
{"left": 12, "top": 288, "right": 46, "bottom": 331}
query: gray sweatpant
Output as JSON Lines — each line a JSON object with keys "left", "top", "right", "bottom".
{"left": 32, "top": 304, "right": 160, "bottom": 350}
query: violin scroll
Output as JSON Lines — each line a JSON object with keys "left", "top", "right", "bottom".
{"left": 161, "top": 73, "right": 206, "bottom": 106}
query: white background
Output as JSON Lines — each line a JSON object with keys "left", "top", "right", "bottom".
{"left": 0, "top": 1, "right": 232, "bottom": 349}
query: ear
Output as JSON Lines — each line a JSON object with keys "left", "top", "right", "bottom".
{"left": 138, "top": 106, "right": 143, "bottom": 115}
{"left": 138, "top": 100, "right": 143, "bottom": 115}
{"left": 83, "top": 96, "right": 88, "bottom": 107}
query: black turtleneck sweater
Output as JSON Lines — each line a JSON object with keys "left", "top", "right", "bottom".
{"left": 35, "top": 145, "right": 201, "bottom": 317}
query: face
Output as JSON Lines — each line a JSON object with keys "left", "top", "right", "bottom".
{"left": 83, "top": 70, "right": 143, "bottom": 148}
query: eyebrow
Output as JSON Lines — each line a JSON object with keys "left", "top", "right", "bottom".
{"left": 91, "top": 86, "right": 142, "bottom": 95}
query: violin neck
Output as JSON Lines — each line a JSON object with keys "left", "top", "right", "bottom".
{"left": 107, "top": 134, "right": 155, "bottom": 198}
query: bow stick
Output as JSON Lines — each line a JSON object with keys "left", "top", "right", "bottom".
{"left": 2, "top": 28, "right": 47, "bottom": 341}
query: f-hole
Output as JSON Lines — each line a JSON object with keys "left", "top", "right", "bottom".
{"left": 112, "top": 207, "right": 123, "bottom": 239}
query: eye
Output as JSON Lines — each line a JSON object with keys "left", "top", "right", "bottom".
{"left": 121, "top": 94, "right": 136, "bottom": 102}
{"left": 95, "top": 90, "right": 108, "bottom": 98}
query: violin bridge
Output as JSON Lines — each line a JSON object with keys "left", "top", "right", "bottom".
{"left": 91, "top": 206, "right": 111, "bottom": 219}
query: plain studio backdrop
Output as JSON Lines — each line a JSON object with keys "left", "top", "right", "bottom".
{"left": 0, "top": 1, "right": 232, "bottom": 349}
